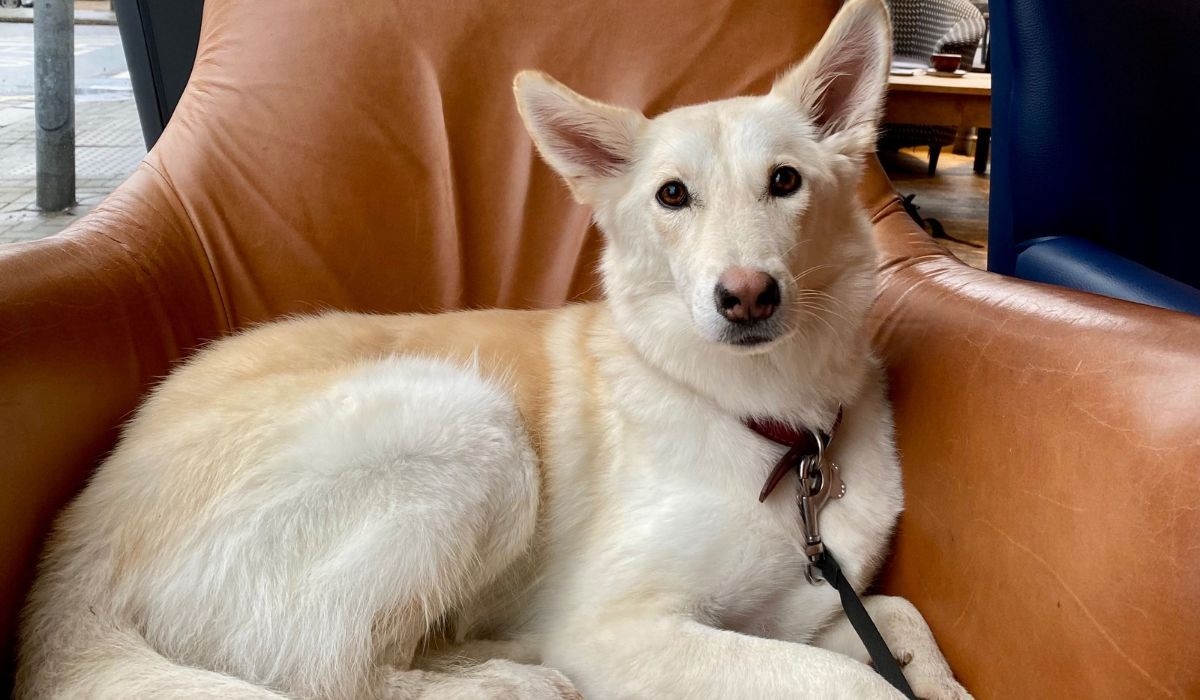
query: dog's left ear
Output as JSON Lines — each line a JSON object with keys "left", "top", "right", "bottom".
{"left": 771, "top": 0, "right": 892, "bottom": 156}
{"left": 514, "top": 71, "right": 647, "bottom": 201}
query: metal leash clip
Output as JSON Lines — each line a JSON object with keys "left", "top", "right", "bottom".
{"left": 798, "top": 432, "right": 845, "bottom": 585}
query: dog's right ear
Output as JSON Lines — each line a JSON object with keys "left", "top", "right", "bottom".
{"left": 514, "top": 71, "right": 646, "bottom": 201}
{"left": 770, "top": 0, "right": 891, "bottom": 157}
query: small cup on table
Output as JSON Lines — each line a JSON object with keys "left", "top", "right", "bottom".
{"left": 930, "top": 53, "right": 962, "bottom": 73}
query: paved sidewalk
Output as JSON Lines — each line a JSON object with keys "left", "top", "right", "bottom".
{"left": 0, "top": 96, "right": 144, "bottom": 245}
{"left": 0, "top": 20, "right": 146, "bottom": 246}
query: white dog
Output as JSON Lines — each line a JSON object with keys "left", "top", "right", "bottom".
{"left": 17, "top": 1, "right": 971, "bottom": 697}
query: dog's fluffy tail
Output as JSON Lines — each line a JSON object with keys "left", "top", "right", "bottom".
{"left": 16, "top": 590, "right": 287, "bottom": 700}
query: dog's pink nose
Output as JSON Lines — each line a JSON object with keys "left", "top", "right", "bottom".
{"left": 715, "top": 268, "right": 780, "bottom": 323}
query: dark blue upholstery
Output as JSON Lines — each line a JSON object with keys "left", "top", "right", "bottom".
{"left": 1016, "top": 237, "right": 1200, "bottom": 314}
{"left": 988, "top": 0, "right": 1200, "bottom": 313}
{"left": 114, "top": 0, "right": 204, "bottom": 149}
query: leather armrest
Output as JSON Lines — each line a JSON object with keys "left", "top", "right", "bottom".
{"left": 0, "top": 164, "right": 228, "bottom": 679}
{"left": 861, "top": 164, "right": 1200, "bottom": 698}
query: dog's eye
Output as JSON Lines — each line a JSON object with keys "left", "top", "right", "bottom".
{"left": 768, "top": 166, "right": 802, "bottom": 198}
{"left": 656, "top": 181, "right": 690, "bottom": 209}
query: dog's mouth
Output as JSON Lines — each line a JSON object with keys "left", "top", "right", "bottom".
{"left": 718, "top": 320, "right": 788, "bottom": 350}
{"left": 728, "top": 332, "right": 773, "bottom": 347}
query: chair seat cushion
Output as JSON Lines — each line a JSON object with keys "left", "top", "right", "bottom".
{"left": 1015, "top": 235, "right": 1200, "bottom": 314}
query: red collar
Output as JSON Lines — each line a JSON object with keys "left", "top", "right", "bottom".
{"left": 743, "top": 418, "right": 815, "bottom": 448}
{"left": 744, "top": 408, "right": 842, "bottom": 503}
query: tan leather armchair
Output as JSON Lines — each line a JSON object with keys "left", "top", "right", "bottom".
{"left": 2, "top": 1, "right": 1198, "bottom": 696}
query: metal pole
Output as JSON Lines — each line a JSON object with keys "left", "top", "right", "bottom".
{"left": 35, "top": 0, "right": 75, "bottom": 211}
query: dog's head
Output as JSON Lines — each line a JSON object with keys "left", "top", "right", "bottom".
{"left": 515, "top": 0, "right": 890, "bottom": 356}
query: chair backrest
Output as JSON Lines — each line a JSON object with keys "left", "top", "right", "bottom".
{"left": 889, "top": 0, "right": 983, "bottom": 63}
{"left": 142, "top": 0, "right": 841, "bottom": 327}
{"left": 988, "top": 0, "right": 1200, "bottom": 289}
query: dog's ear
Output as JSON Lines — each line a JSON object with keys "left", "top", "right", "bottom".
{"left": 514, "top": 71, "right": 646, "bottom": 200}
{"left": 771, "top": 0, "right": 891, "bottom": 155}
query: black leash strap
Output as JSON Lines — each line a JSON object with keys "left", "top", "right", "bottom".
{"left": 816, "top": 550, "right": 916, "bottom": 699}
{"left": 745, "top": 411, "right": 916, "bottom": 698}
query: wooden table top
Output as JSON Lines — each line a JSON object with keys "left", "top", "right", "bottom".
{"left": 887, "top": 71, "right": 991, "bottom": 96}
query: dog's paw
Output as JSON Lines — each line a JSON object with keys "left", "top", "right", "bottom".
{"left": 904, "top": 662, "right": 972, "bottom": 700}
{"left": 387, "top": 659, "right": 582, "bottom": 699}
{"left": 869, "top": 597, "right": 973, "bottom": 700}
{"left": 468, "top": 659, "right": 583, "bottom": 700}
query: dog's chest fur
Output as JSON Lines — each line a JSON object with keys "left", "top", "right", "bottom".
{"left": 593, "top": 421, "right": 853, "bottom": 636}
{"left": 465, "top": 304, "right": 902, "bottom": 646}
{"left": 566, "top": 410, "right": 888, "bottom": 633}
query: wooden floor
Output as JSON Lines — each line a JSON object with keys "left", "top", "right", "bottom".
{"left": 879, "top": 146, "right": 990, "bottom": 270}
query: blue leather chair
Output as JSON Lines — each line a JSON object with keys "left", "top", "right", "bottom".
{"left": 988, "top": 0, "right": 1200, "bottom": 314}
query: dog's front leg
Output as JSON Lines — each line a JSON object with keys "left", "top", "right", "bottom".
{"left": 552, "top": 614, "right": 903, "bottom": 699}
{"left": 813, "top": 595, "right": 973, "bottom": 700}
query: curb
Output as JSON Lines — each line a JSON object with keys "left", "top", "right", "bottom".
{"left": 0, "top": 9, "right": 117, "bottom": 26}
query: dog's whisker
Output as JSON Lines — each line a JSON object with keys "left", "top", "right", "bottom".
{"left": 793, "top": 297, "right": 854, "bottom": 326}
{"left": 797, "top": 307, "right": 841, "bottom": 336}
{"left": 789, "top": 264, "right": 835, "bottom": 286}
{"left": 793, "top": 289, "right": 852, "bottom": 313}
{"left": 792, "top": 295, "right": 849, "bottom": 316}
{"left": 786, "top": 294, "right": 854, "bottom": 332}
{"left": 780, "top": 238, "right": 814, "bottom": 259}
